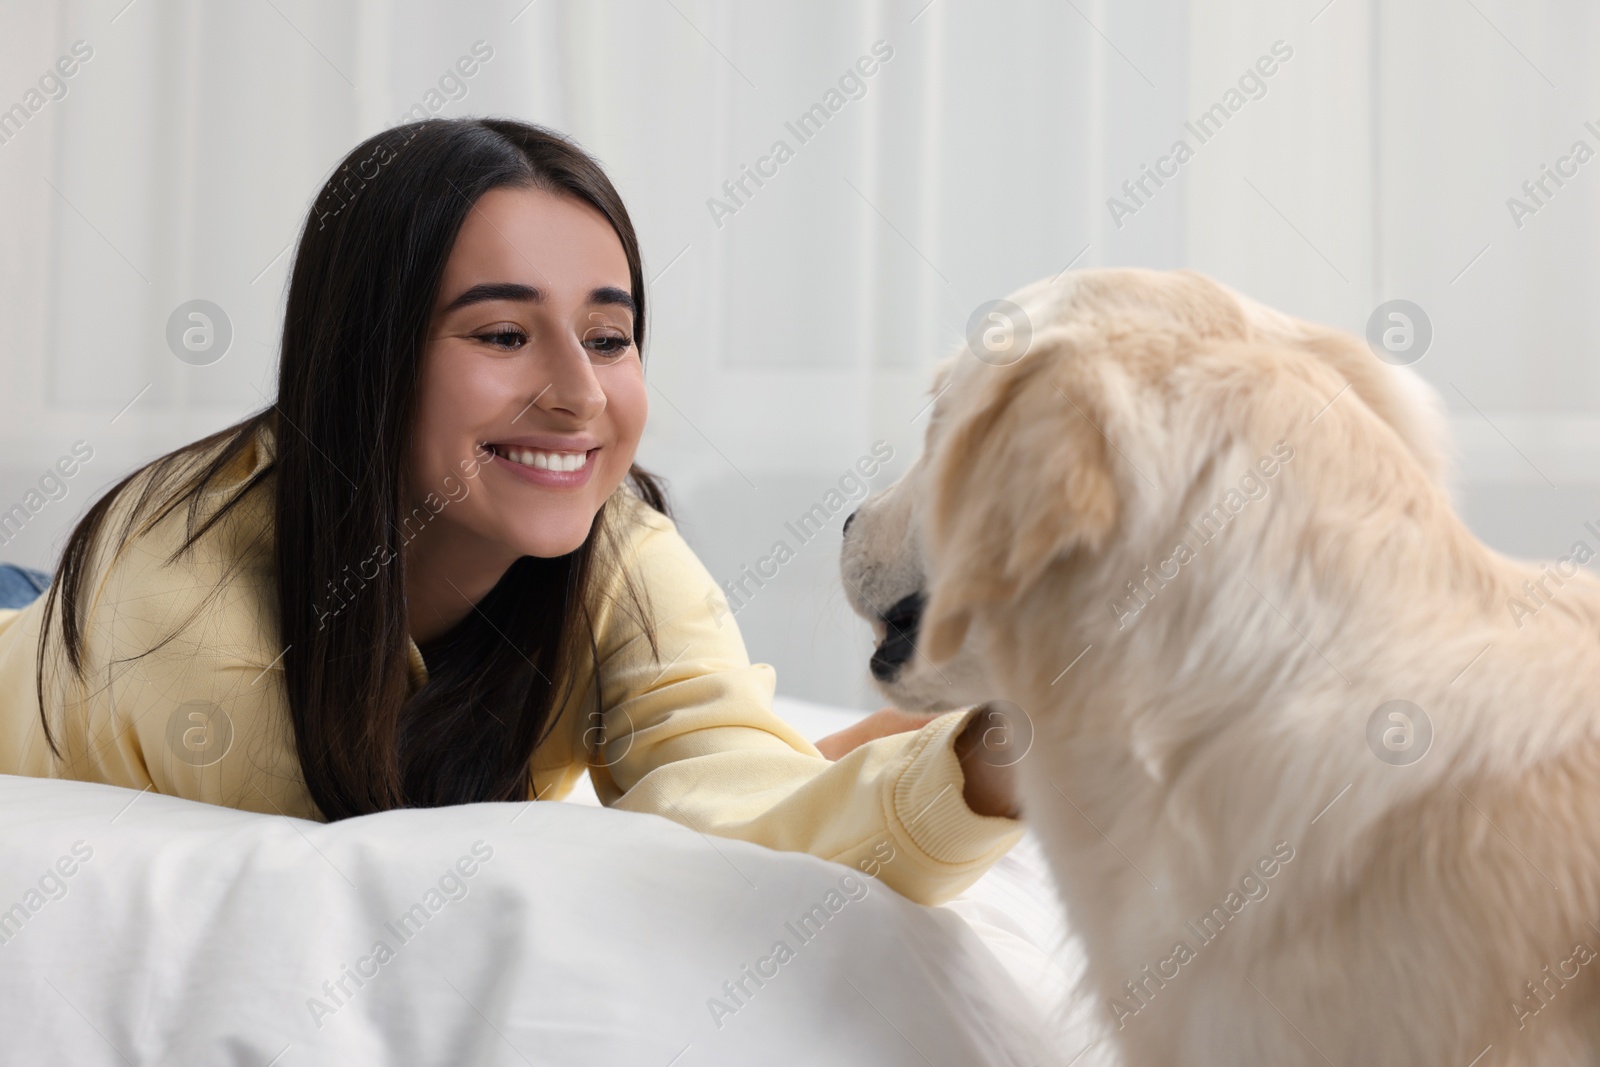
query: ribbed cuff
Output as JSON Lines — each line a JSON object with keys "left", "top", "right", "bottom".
{"left": 890, "top": 708, "right": 1023, "bottom": 866}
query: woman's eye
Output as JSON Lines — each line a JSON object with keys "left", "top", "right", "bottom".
{"left": 584, "top": 334, "right": 633, "bottom": 360}
{"left": 475, "top": 328, "right": 527, "bottom": 351}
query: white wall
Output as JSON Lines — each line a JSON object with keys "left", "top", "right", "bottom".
{"left": 1, "top": 0, "right": 1596, "bottom": 709}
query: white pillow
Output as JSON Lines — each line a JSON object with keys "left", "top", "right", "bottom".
{"left": 0, "top": 772, "right": 1071, "bottom": 1065}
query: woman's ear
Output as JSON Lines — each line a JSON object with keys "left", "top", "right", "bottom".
{"left": 920, "top": 353, "right": 1118, "bottom": 662}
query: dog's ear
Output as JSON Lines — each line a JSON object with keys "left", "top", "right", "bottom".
{"left": 921, "top": 354, "right": 1118, "bottom": 661}
{"left": 1297, "top": 331, "right": 1453, "bottom": 489}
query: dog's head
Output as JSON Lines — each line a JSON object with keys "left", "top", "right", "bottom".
{"left": 841, "top": 268, "right": 1451, "bottom": 711}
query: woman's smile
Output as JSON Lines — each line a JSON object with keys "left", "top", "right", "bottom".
{"left": 484, "top": 438, "right": 600, "bottom": 488}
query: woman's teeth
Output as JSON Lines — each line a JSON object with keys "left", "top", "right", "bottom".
{"left": 495, "top": 446, "right": 589, "bottom": 472}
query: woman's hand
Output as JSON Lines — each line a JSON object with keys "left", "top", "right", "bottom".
{"left": 813, "top": 704, "right": 1022, "bottom": 821}
{"left": 953, "top": 704, "right": 1022, "bottom": 820}
{"left": 814, "top": 707, "right": 939, "bottom": 761}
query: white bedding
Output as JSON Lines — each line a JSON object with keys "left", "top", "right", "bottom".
{"left": 0, "top": 697, "right": 1109, "bottom": 1066}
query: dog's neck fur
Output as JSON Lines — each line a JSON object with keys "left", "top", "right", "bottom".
{"left": 985, "top": 485, "right": 1600, "bottom": 1065}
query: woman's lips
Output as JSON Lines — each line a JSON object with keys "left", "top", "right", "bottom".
{"left": 487, "top": 443, "right": 599, "bottom": 489}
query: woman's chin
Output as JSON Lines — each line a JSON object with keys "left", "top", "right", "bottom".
{"left": 509, "top": 518, "right": 599, "bottom": 560}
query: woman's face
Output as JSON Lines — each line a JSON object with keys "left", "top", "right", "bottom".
{"left": 409, "top": 185, "right": 647, "bottom": 562}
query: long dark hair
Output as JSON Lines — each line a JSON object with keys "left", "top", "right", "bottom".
{"left": 37, "top": 118, "right": 667, "bottom": 819}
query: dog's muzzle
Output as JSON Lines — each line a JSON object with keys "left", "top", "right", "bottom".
{"left": 869, "top": 592, "right": 925, "bottom": 681}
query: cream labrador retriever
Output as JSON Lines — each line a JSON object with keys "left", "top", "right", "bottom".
{"left": 842, "top": 268, "right": 1600, "bottom": 1066}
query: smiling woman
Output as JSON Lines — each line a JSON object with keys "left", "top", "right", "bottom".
{"left": 0, "top": 118, "right": 1022, "bottom": 906}
{"left": 404, "top": 184, "right": 649, "bottom": 644}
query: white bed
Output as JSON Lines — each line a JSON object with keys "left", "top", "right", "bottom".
{"left": 0, "top": 696, "right": 1111, "bottom": 1066}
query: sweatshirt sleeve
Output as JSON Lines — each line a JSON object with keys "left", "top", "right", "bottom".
{"left": 9, "top": 453, "right": 318, "bottom": 821}
{"left": 579, "top": 498, "right": 1024, "bottom": 907}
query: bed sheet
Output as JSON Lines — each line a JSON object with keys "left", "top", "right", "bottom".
{"left": 0, "top": 695, "right": 1111, "bottom": 1066}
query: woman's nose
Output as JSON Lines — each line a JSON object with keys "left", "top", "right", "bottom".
{"left": 537, "top": 342, "right": 607, "bottom": 422}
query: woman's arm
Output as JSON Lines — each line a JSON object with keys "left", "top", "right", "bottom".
{"left": 0, "top": 480, "right": 319, "bottom": 820}
{"left": 572, "top": 499, "right": 1024, "bottom": 906}
{"left": 817, "top": 705, "right": 1021, "bottom": 819}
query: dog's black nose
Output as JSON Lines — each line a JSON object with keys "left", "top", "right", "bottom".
{"left": 842, "top": 510, "right": 857, "bottom": 536}
{"left": 870, "top": 591, "right": 925, "bottom": 681}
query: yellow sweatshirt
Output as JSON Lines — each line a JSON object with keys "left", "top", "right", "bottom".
{"left": 0, "top": 426, "right": 1022, "bottom": 905}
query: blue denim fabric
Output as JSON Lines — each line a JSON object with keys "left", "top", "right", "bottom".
{"left": 0, "top": 564, "right": 51, "bottom": 609}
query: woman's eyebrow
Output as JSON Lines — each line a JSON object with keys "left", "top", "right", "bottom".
{"left": 589, "top": 286, "right": 636, "bottom": 316}
{"left": 442, "top": 282, "right": 635, "bottom": 316}
{"left": 443, "top": 282, "right": 542, "bottom": 313}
